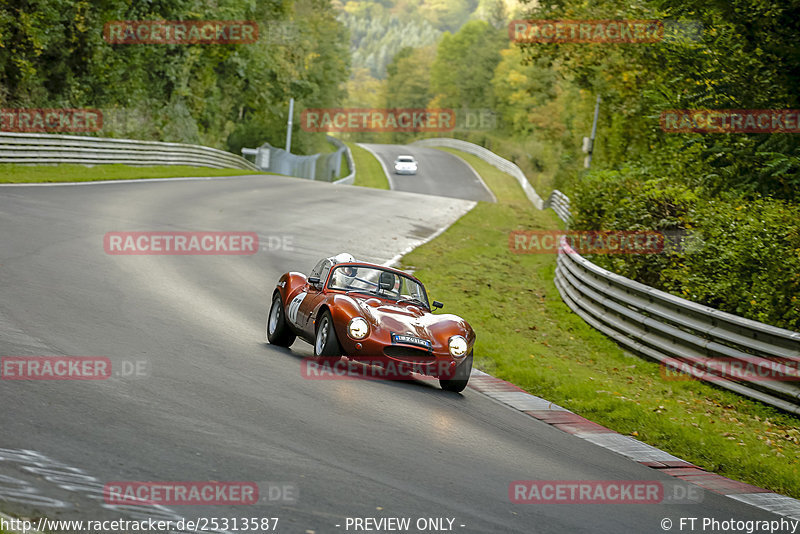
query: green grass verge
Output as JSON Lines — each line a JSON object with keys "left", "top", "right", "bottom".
{"left": 0, "top": 164, "right": 271, "bottom": 184}
{"left": 402, "top": 147, "right": 800, "bottom": 498}
{"left": 347, "top": 143, "right": 389, "bottom": 190}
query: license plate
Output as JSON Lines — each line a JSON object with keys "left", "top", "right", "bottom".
{"left": 392, "top": 333, "right": 431, "bottom": 350}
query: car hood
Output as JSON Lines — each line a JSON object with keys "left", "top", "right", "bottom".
{"left": 352, "top": 297, "right": 471, "bottom": 341}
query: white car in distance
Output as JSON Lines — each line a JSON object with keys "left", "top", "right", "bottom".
{"left": 393, "top": 155, "right": 418, "bottom": 175}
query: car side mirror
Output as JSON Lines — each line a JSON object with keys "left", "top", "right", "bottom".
{"left": 308, "top": 276, "right": 321, "bottom": 288}
{"left": 432, "top": 300, "right": 443, "bottom": 310}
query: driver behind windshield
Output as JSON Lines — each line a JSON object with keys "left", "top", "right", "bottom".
{"left": 332, "top": 264, "right": 358, "bottom": 288}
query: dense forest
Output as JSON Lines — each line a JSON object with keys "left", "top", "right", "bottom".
{"left": 338, "top": 12, "right": 441, "bottom": 79}
{"left": 0, "top": 0, "right": 350, "bottom": 155}
{"left": 517, "top": 0, "right": 800, "bottom": 330}
{"left": 336, "top": 0, "right": 517, "bottom": 79}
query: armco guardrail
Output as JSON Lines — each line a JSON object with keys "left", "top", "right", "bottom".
{"left": 413, "top": 138, "right": 544, "bottom": 209}
{"left": 554, "top": 239, "right": 800, "bottom": 415}
{"left": 418, "top": 137, "right": 800, "bottom": 414}
{"left": 0, "top": 132, "right": 257, "bottom": 170}
{"left": 544, "top": 189, "right": 571, "bottom": 226}
{"left": 332, "top": 138, "right": 355, "bottom": 185}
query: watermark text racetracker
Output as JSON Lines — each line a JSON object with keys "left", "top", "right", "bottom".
{"left": 103, "top": 481, "right": 297, "bottom": 506}
{"left": 104, "top": 482, "right": 257, "bottom": 505}
{"left": 1, "top": 357, "right": 149, "bottom": 380}
{"left": 661, "top": 109, "right": 800, "bottom": 133}
{"left": 103, "top": 21, "right": 258, "bottom": 44}
{"left": 301, "top": 358, "right": 461, "bottom": 381}
{"left": 1, "top": 108, "right": 102, "bottom": 132}
{"left": 300, "top": 107, "right": 497, "bottom": 132}
{"left": 510, "top": 480, "right": 704, "bottom": 505}
{"left": 301, "top": 108, "right": 455, "bottom": 133}
{"left": 510, "top": 230, "right": 665, "bottom": 254}
{"left": 102, "top": 231, "right": 280, "bottom": 255}
{"left": 661, "top": 357, "right": 800, "bottom": 382}
{"left": 509, "top": 19, "right": 702, "bottom": 43}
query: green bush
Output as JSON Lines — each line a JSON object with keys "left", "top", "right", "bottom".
{"left": 664, "top": 198, "right": 800, "bottom": 328}
{"left": 571, "top": 168, "right": 800, "bottom": 330}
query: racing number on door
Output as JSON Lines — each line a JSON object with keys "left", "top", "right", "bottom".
{"left": 287, "top": 292, "right": 307, "bottom": 326}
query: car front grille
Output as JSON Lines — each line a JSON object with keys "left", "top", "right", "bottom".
{"left": 383, "top": 346, "right": 435, "bottom": 364}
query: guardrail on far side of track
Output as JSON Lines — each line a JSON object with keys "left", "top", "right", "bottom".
{"left": 0, "top": 132, "right": 258, "bottom": 170}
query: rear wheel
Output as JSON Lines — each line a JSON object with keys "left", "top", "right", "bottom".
{"left": 267, "top": 293, "right": 295, "bottom": 347}
{"left": 313, "top": 310, "right": 342, "bottom": 363}
{"left": 440, "top": 352, "right": 472, "bottom": 393}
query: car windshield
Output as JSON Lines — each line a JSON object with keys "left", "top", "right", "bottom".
{"left": 327, "top": 265, "right": 428, "bottom": 307}
{"left": 397, "top": 156, "right": 415, "bottom": 162}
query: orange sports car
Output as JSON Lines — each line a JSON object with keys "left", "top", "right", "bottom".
{"left": 266, "top": 253, "right": 475, "bottom": 392}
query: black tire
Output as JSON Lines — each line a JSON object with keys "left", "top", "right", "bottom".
{"left": 266, "top": 293, "right": 296, "bottom": 347}
{"left": 312, "top": 310, "right": 342, "bottom": 363}
{"left": 440, "top": 352, "right": 472, "bottom": 393}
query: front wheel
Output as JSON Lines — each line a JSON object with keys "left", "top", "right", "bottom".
{"left": 440, "top": 352, "right": 472, "bottom": 393}
{"left": 313, "top": 310, "right": 342, "bottom": 363}
{"left": 267, "top": 293, "right": 296, "bottom": 347}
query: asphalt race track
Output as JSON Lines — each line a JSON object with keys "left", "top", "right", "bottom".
{"left": 358, "top": 144, "right": 495, "bottom": 202}
{"left": 0, "top": 166, "right": 787, "bottom": 533}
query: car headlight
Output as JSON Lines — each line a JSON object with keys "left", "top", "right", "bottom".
{"left": 348, "top": 317, "right": 369, "bottom": 339}
{"left": 448, "top": 335, "right": 468, "bottom": 357}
